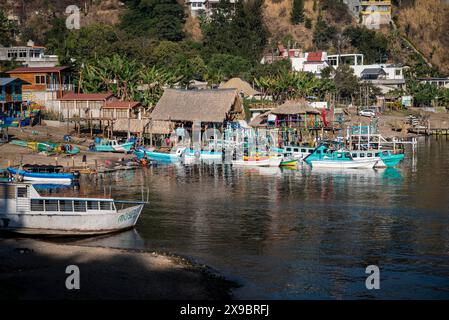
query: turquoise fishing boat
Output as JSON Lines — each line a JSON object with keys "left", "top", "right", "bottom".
{"left": 304, "top": 144, "right": 405, "bottom": 168}
{"left": 134, "top": 147, "right": 182, "bottom": 162}
{"left": 310, "top": 150, "right": 379, "bottom": 169}
{"left": 93, "top": 139, "right": 134, "bottom": 153}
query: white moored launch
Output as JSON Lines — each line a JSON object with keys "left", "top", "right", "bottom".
{"left": 0, "top": 182, "right": 146, "bottom": 235}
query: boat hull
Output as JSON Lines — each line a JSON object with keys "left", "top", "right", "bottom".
{"left": 311, "top": 158, "right": 378, "bottom": 169}
{"left": 95, "top": 142, "right": 134, "bottom": 153}
{"left": 377, "top": 154, "right": 405, "bottom": 168}
{"left": 0, "top": 204, "right": 144, "bottom": 235}
{"left": 7, "top": 168, "right": 74, "bottom": 183}
{"left": 139, "top": 150, "right": 180, "bottom": 161}
{"left": 232, "top": 159, "right": 271, "bottom": 167}
{"left": 280, "top": 159, "right": 299, "bottom": 167}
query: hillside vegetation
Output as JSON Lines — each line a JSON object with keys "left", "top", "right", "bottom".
{"left": 395, "top": 0, "right": 449, "bottom": 74}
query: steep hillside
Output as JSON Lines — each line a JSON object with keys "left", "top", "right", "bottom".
{"left": 2, "top": 0, "right": 448, "bottom": 75}
{"left": 1, "top": 0, "right": 124, "bottom": 44}
{"left": 394, "top": 0, "right": 449, "bottom": 74}
{"left": 262, "top": 0, "right": 356, "bottom": 49}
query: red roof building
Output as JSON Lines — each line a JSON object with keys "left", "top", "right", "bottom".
{"left": 306, "top": 52, "right": 324, "bottom": 63}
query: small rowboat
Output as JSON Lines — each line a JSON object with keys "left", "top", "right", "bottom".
{"left": 232, "top": 159, "right": 271, "bottom": 167}
{"left": 280, "top": 158, "right": 299, "bottom": 167}
{"left": 233, "top": 156, "right": 282, "bottom": 167}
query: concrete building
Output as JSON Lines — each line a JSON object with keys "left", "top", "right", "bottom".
{"left": 291, "top": 52, "right": 330, "bottom": 77}
{"left": 343, "top": 0, "right": 362, "bottom": 17}
{"left": 0, "top": 41, "right": 58, "bottom": 68}
{"left": 418, "top": 78, "right": 449, "bottom": 89}
{"left": 360, "top": 0, "right": 392, "bottom": 29}
{"left": 327, "top": 53, "right": 405, "bottom": 93}
{"left": 343, "top": 0, "right": 392, "bottom": 29}
{"left": 187, "top": 0, "right": 237, "bottom": 17}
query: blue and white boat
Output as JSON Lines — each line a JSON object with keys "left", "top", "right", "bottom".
{"left": 0, "top": 182, "right": 145, "bottom": 235}
{"left": 7, "top": 165, "right": 78, "bottom": 183}
{"left": 182, "top": 148, "right": 223, "bottom": 163}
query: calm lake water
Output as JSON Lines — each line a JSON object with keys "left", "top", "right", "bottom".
{"left": 74, "top": 137, "right": 449, "bottom": 299}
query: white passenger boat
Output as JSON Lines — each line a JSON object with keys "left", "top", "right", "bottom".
{"left": 0, "top": 182, "right": 146, "bottom": 235}
{"left": 310, "top": 150, "right": 379, "bottom": 169}
{"left": 279, "top": 145, "right": 316, "bottom": 161}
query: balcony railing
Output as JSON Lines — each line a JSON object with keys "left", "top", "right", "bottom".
{"left": 361, "top": 1, "right": 391, "bottom": 5}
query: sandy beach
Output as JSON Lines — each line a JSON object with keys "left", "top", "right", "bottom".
{"left": 0, "top": 237, "right": 236, "bottom": 300}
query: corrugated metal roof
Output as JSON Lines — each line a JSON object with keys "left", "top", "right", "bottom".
{"left": 307, "top": 52, "right": 323, "bottom": 62}
{"left": 103, "top": 101, "right": 141, "bottom": 109}
{"left": 0, "top": 77, "right": 29, "bottom": 86}
{"left": 361, "top": 68, "right": 386, "bottom": 75}
{"left": 6, "top": 66, "right": 69, "bottom": 74}
{"left": 0, "top": 78, "right": 16, "bottom": 86}
{"left": 59, "top": 92, "right": 115, "bottom": 101}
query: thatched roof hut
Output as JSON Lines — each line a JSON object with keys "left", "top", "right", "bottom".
{"left": 219, "top": 78, "right": 260, "bottom": 97}
{"left": 151, "top": 88, "right": 243, "bottom": 123}
{"left": 271, "top": 100, "right": 321, "bottom": 115}
{"left": 149, "top": 120, "right": 173, "bottom": 134}
{"left": 249, "top": 111, "right": 271, "bottom": 128}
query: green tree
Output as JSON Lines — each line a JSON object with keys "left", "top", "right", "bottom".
{"left": 120, "top": 0, "right": 185, "bottom": 41}
{"left": 207, "top": 54, "right": 252, "bottom": 81}
{"left": 44, "top": 16, "right": 70, "bottom": 57}
{"left": 81, "top": 54, "right": 180, "bottom": 108}
{"left": 254, "top": 72, "right": 325, "bottom": 102}
{"left": 305, "top": 18, "right": 313, "bottom": 29}
{"left": 344, "top": 26, "right": 390, "bottom": 64}
{"left": 334, "top": 64, "right": 359, "bottom": 102}
{"left": 0, "top": 9, "right": 14, "bottom": 46}
{"left": 313, "top": 16, "right": 336, "bottom": 50}
{"left": 201, "top": 0, "right": 268, "bottom": 62}
{"left": 59, "top": 24, "right": 119, "bottom": 67}
{"left": 137, "top": 66, "right": 181, "bottom": 107}
{"left": 291, "top": 0, "right": 305, "bottom": 25}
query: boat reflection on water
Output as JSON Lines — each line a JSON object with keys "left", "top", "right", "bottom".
{"left": 380, "top": 167, "right": 403, "bottom": 181}
{"left": 310, "top": 167, "right": 403, "bottom": 180}
{"left": 69, "top": 228, "right": 146, "bottom": 250}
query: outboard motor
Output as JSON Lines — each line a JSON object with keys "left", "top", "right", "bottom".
{"left": 73, "top": 171, "right": 81, "bottom": 181}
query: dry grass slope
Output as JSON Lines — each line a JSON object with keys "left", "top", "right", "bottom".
{"left": 396, "top": 0, "right": 449, "bottom": 74}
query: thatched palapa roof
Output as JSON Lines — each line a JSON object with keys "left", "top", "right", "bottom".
{"left": 151, "top": 88, "right": 242, "bottom": 123}
{"left": 271, "top": 100, "right": 320, "bottom": 115}
{"left": 219, "top": 78, "right": 260, "bottom": 97}
{"left": 113, "top": 119, "right": 150, "bottom": 133}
